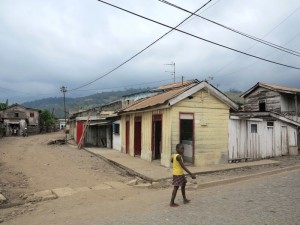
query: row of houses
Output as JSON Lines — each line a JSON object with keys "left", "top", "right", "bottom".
{"left": 69, "top": 80, "right": 300, "bottom": 167}
{"left": 0, "top": 104, "right": 68, "bottom": 137}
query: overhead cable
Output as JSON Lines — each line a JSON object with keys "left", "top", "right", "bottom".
{"left": 159, "top": 0, "right": 300, "bottom": 57}
{"left": 68, "top": 0, "right": 213, "bottom": 91}
{"left": 96, "top": 0, "right": 300, "bottom": 71}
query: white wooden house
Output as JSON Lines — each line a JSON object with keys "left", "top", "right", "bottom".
{"left": 229, "top": 112, "right": 299, "bottom": 161}
{"left": 228, "top": 82, "right": 300, "bottom": 161}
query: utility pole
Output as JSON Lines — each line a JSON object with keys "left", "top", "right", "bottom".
{"left": 60, "top": 86, "right": 67, "bottom": 143}
{"left": 164, "top": 62, "right": 175, "bottom": 83}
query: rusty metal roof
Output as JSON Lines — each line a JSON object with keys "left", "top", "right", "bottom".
{"left": 241, "top": 82, "right": 300, "bottom": 97}
{"left": 259, "top": 82, "right": 300, "bottom": 93}
{"left": 121, "top": 84, "right": 193, "bottom": 112}
{"left": 155, "top": 79, "right": 199, "bottom": 90}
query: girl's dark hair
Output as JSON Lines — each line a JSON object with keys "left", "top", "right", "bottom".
{"left": 176, "top": 143, "right": 184, "bottom": 151}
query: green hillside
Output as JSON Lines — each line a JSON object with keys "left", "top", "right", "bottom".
{"left": 23, "top": 88, "right": 148, "bottom": 118}
{"left": 22, "top": 88, "right": 244, "bottom": 118}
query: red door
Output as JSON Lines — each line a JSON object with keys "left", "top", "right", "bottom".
{"left": 134, "top": 117, "right": 142, "bottom": 156}
{"left": 125, "top": 121, "right": 130, "bottom": 154}
{"left": 76, "top": 121, "right": 83, "bottom": 144}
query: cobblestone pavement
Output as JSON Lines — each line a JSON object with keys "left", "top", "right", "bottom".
{"left": 102, "top": 169, "right": 300, "bottom": 225}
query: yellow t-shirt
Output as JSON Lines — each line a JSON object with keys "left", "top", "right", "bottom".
{"left": 173, "top": 154, "right": 183, "bottom": 175}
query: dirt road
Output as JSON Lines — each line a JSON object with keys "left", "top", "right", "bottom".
{"left": 0, "top": 131, "right": 133, "bottom": 223}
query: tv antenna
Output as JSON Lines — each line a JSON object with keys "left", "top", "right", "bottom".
{"left": 164, "top": 62, "right": 175, "bottom": 83}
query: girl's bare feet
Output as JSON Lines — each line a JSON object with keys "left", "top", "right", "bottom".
{"left": 183, "top": 199, "right": 191, "bottom": 204}
{"left": 170, "top": 203, "right": 179, "bottom": 207}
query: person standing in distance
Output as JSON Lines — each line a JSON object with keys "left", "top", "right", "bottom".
{"left": 170, "top": 143, "right": 196, "bottom": 207}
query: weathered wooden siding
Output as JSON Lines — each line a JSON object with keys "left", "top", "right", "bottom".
{"left": 172, "top": 89, "right": 230, "bottom": 166}
{"left": 244, "top": 87, "right": 281, "bottom": 112}
{"left": 229, "top": 118, "right": 298, "bottom": 160}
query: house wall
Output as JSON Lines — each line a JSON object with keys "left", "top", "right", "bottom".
{"left": 120, "top": 89, "right": 231, "bottom": 167}
{"left": 120, "top": 108, "right": 172, "bottom": 167}
{"left": 229, "top": 118, "right": 298, "bottom": 160}
{"left": 26, "top": 110, "right": 39, "bottom": 126}
{"left": 171, "top": 89, "right": 230, "bottom": 166}
{"left": 113, "top": 120, "right": 121, "bottom": 151}
{"left": 281, "top": 93, "right": 297, "bottom": 112}
{"left": 244, "top": 87, "right": 281, "bottom": 112}
{"left": 69, "top": 119, "right": 75, "bottom": 139}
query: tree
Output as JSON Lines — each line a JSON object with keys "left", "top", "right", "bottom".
{"left": 0, "top": 99, "right": 8, "bottom": 110}
{"left": 39, "top": 109, "right": 55, "bottom": 130}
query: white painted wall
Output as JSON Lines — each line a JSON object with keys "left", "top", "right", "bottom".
{"left": 113, "top": 120, "right": 121, "bottom": 151}
{"left": 228, "top": 118, "right": 298, "bottom": 161}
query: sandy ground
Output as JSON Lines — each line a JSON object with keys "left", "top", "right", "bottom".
{"left": 0, "top": 131, "right": 299, "bottom": 224}
{"left": 0, "top": 131, "right": 134, "bottom": 222}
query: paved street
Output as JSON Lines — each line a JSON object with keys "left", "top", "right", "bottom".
{"left": 101, "top": 169, "right": 300, "bottom": 225}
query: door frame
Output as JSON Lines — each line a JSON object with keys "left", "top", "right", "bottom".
{"left": 125, "top": 116, "right": 130, "bottom": 154}
{"left": 134, "top": 116, "right": 142, "bottom": 156}
{"left": 179, "top": 112, "right": 195, "bottom": 164}
{"left": 151, "top": 114, "right": 162, "bottom": 160}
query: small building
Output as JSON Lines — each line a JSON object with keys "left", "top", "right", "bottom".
{"left": 57, "top": 119, "right": 66, "bottom": 129}
{"left": 118, "top": 80, "right": 238, "bottom": 167}
{"left": 229, "top": 112, "right": 299, "bottom": 161}
{"left": 228, "top": 82, "right": 300, "bottom": 161}
{"left": 241, "top": 82, "right": 300, "bottom": 122}
{"left": 69, "top": 91, "right": 158, "bottom": 150}
{"left": 0, "top": 104, "right": 40, "bottom": 136}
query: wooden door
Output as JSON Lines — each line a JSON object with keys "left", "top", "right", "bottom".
{"left": 134, "top": 117, "right": 142, "bottom": 156}
{"left": 281, "top": 126, "right": 288, "bottom": 155}
{"left": 266, "top": 127, "right": 274, "bottom": 157}
{"left": 76, "top": 121, "right": 83, "bottom": 144}
{"left": 248, "top": 123, "right": 260, "bottom": 159}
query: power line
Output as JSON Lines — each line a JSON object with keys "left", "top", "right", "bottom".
{"left": 96, "top": 0, "right": 300, "bottom": 71}
{"left": 69, "top": 0, "right": 213, "bottom": 91}
{"left": 159, "top": 0, "right": 300, "bottom": 57}
{"left": 220, "top": 32, "right": 300, "bottom": 78}
{"left": 211, "top": 5, "right": 300, "bottom": 76}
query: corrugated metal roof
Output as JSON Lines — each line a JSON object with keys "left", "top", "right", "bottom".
{"left": 155, "top": 79, "right": 199, "bottom": 90}
{"left": 260, "top": 82, "right": 300, "bottom": 93}
{"left": 242, "top": 82, "right": 300, "bottom": 97}
{"left": 121, "top": 84, "right": 193, "bottom": 112}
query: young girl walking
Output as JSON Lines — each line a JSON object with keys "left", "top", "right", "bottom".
{"left": 170, "top": 143, "right": 196, "bottom": 207}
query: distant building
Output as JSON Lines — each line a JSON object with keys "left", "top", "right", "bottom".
{"left": 0, "top": 104, "right": 41, "bottom": 136}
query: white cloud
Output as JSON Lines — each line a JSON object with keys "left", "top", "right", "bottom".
{"left": 0, "top": 0, "right": 299, "bottom": 103}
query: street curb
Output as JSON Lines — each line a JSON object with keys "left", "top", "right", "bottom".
{"left": 84, "top": 148, "right": 155, "bottom": 181}
{"left": 83, "top": 147, "right": 299, "bottom": 183}
{"left": 195, "top": 164, "right": 300, "bottom": 190}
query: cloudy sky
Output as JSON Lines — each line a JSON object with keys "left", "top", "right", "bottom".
{"left": 1, "top": 0, "right": 300, "bottom": 104}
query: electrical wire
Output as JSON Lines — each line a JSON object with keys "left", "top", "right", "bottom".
{"left": 95, "top": 0, "right": 300, "bottom": 71}
{"left": 220, "top": 32, "right": 300, "bottom": 78}
{"left": 69, "top": 0, "right": 213, "bottom": 92}
{"left": 211, "top": 5, "right": 300, "bottom": 76}
{"left": 159, "top": 0, "right": 300, "bottom": 57}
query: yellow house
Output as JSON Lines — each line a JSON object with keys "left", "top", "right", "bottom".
{"left": 119, "top": 80, "right": 238, "bottom": 167}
